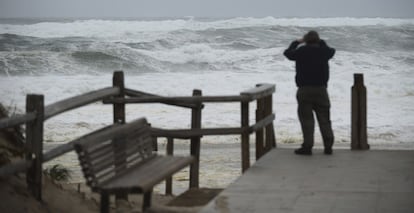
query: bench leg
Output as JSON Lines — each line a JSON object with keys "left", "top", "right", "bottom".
{"left": 142, "top": 190, "right": 152, "bottom": 212}
{"left": 100, "top": 192, "right": 110, "bottom": 213}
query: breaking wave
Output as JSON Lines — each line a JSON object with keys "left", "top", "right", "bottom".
{"left": 0, "top": 17, "right": 413, "bottom": 76}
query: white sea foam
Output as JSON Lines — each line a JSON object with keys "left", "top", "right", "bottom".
{"left": 1, "top": 68, "right": 413, "bottom": 146}
{"left": 1, "top": 17, "right": 413, "bottom": 185}
{"left": 1, "top": 17, "right": 413, "bottom": 39}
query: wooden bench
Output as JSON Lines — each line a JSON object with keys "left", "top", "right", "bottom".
{"left": 74, "top": 118, "right": 194, "bottom": 213}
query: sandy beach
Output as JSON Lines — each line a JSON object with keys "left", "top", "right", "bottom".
{"left": 0, "top": 171, "right": 220, "bottom": 213}
{"left": 1, "top": 16, "right": 413, "bottom": 212}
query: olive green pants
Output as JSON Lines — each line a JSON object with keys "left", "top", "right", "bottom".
{"left": 297, "top": 87, "right": 334, "bottom": 150}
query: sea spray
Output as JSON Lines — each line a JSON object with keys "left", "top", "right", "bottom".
{"left": 1, "top": 17, "right": 413, "bottom": 188}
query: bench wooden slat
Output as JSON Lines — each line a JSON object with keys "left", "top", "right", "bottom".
{"left": 76, "top": 124, "right": 153, "bottom": 185}
{"left": 86, "top": 142, "right": 154, "bottom": 182}
{"left": 87, "top": 140, "right": 148, "bottom": 166}
{"left": 87, "top": 141, "right": 113, "bottom": 158}
{"left": 92, "top": 153, "right": 152, "bottom": 183}
{"left": 75, "top": 118, "right": 147, "bottom": 150}
{"left": 74, "top": 117, "right": 194, "bottom": 212}
{"left": 100, "top": 155, "right": 194, "bottom": 193}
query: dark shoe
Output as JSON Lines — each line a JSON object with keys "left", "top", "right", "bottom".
{"left": 294, "top": 148, "right": 312, "bottom": 155}
{"left": 324, "top": 148, "right": 333, "bottom": 155}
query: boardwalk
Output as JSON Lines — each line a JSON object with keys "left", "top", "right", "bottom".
{"left": 200, "top": 148, "right": 414, "bottom": 213}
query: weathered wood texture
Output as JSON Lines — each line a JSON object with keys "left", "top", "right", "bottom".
{"left": 47, "top": 123, "right": 133, "bottom": 163}
{"left": 351, "top": 74, "right": 369, "bottom": 150}
{"left": 240, "top": 84, "right": 276, "bottom": 169}
{"left": 74, "top": 118, "right": 194, "bottom": 212}
{"left": 264, "top": 95, "right": 276, "bottom": 150}
{"left": 124, "top": 88, "right": 197, "bottom": 108}
{"left": 75, "top": 119, "right": 153, "bottom": 189}
{"left": 0, "top": 160, "right": 31, "bottom": 177}
{"left": 45, "top": 121, "right": 142, "bottom": 163}
{"left": 44, "top": 87, "right": 120, "bottom": 120}
{"left": 0, "top": 87, "right": 119, "bottom": 129}
{"left": 190, "top": 89, "right": 202, "bottom": 188}
{"left": 250, "top": 114, "right": 275, "bottom": 133}
{"left": 106, "top": 95, "right": 246, "bottom": 105}
{"left": 112, "top": 71, "right": 127, "bottom": 200}
{"left": 0, "top": 87, "right": 121, "bottom": 178}
{"left": 240, "top": 84, "right": 275, "bottom": 101}
{"left": 255, "top": 98, "right": 265, "bottom": 159}
{"left": 200, "top": 149, "right": 414, "bottom": 213}
{"left": 0, "top": 69, "right": 277, "bottom": 204}
{"left": 150, "top": 116, "right": 273, "bottom": 139}
{"left": 0, "top": 113, "right": 36, "bottom": 129}
{"left": 166, "top": 137, "right": 174, "bottom": 195}
{"left": 151, "top": 127, "right": 245, "bottom": 139}
{"left": 1, "top": 86, "right": 121, "bottom": 178}
{"left": 105, "top": 83, "right": 275, "bottom": 106}
{"left": 25, "top": 94, "right": 44, "bottom": 201}
{"left": 113, "top": 71, "right": 125, "bottom": 124}
{"left": 241, "top": 101, "right": 250, "bottom": 173}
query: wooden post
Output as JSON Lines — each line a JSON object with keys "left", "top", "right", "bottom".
{"left": 151, "top": 124, "right": 158, "bottom": 151}
{"left": 166, "top": 137, "right": 174, "bottom": 195}
{"left": 152, "top": 137, "right": 158, "bottom": 151}
{"left": 255, "top": 98, "right": 265, "bottom": 159}
{"left": 100, "top": 192, "right": 110, "bottom": 213}
{"left": 351, "top": 73, "right": 369, "bottom": 150}
{"left": 113, "top": 71, "right": 125, "bottom": 124}
{"left": 25, "top": 94, "right": 44, "bottom": 201}
{"left": 264, "top": 95, "right": 276, "bottom": 151}
{"left": 190, "top": 89, "right": 202, "bottom": 188}
{"left": 112, "top": 71, "right": 128, "bottom": 200}
{"left": 241, "top": 101, "right": 250, "bottom": 173}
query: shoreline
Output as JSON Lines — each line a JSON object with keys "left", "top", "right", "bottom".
{"left": 0, "top": 173, "right": 208, "bottom": 213}
{"left": 43, "top": 140, "right": 414, "bottom": 192}
{"left": 3, "top": 130, "right": 413, "bottom": 213}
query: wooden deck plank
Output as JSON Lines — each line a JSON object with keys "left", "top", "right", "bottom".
{"left": 200, "top": 149, "right": 414, "bottom": 213}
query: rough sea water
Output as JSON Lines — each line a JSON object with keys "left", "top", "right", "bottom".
{"left": 0, "top": 17, "right": 413, "bottom": 189}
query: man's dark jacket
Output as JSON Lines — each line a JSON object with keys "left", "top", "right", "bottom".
{"left": 284, "top": 40, "right": 335, "bottom": 87}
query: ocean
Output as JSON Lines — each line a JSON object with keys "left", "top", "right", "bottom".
{"left": 1, "top": 17, "right": 413, "bottom": 189}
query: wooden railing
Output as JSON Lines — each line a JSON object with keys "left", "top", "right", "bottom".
{"left": 0, "top": 86, "right": 120, "bottom": 200}
{"left": 0, "top": 71, "right": 276, "bottom": 200}
{"left": 102, "top": 74, "right": 276, "bottom": 191}
{"left": 351, "top": 73, "right": 369, "bottom": 150}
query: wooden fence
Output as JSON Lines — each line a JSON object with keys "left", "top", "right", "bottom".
{"left": 351, "top": 73, "right": 369, "bottom": 150}
{"left": 0, "top": 71, "right": 276, "bottom": 200}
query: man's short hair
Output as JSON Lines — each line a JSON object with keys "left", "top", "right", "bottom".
{"left": 304, "top": 31, "right": 320, "bottom": 44}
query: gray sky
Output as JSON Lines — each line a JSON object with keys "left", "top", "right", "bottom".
{"left": 0, "top": 0, "right": 413, "bottom": 18}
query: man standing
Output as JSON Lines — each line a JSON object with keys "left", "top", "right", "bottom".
{"left": 284, "top": 31, "right": 335, "bottom": 155}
